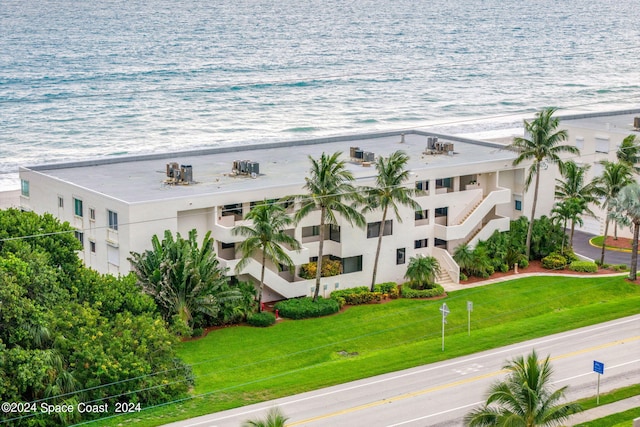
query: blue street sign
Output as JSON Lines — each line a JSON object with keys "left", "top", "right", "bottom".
{"left": 593, "top": 360, "right": 604, "bottom": 375}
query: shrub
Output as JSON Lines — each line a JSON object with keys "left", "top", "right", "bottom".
{"left": 401, "top": 283, "right": 445, "bottom": 299}
{"left": 541, "top": 252, "right": 567, "bottom": 270}
{"left": 331, "top": 287, "right": 385, "bottom": 305}
{"left": 610, "top": 264, "right": 629, "bottom": 272}
{"left": 191, "top": 327, "right": 205, "bottom": 337}
{"left": 518, "top": 258, "right": 529, "bottom": 269}
{"left": 373, "top": 282, "right": 399, "bottom": 299}
{"left": 498, "top": 263, "right": 509, "bottom": 273}
{"left": 274, "top": 297, "right": 340, "bottom": 319}
{"left": 299, "top": 259, "right": 342, "bottom": 279}
{"left": 459, "top": 272, "right": 468, "bottom": 282}
{"left": 568, "top": 261, "right": 598, "bottom": 273}
{"left": 247, "top": 311, "right": 276, "bottom": 327}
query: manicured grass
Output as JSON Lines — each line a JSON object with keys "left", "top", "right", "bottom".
{"left": 576, "top": 384, "right": 640, "bottom": 411}
{"left": 574, "top": 407, "right": 640, "bottom": 427}
{"left": 90, "top": 275, "right": 640, "bottom": 427}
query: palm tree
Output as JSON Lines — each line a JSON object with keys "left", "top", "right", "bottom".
{"left": 608, "top": 183, "right": 640, "bottom": 280}
{"left": 295, "top": 152, "right": 365, "bottom": 301}
{"left": 508, "top": 107, "right": 579, "bottom": 258}
{"left": 616, "top": 134, "right": 640, "bottom": 173}
{"left": 550, "top": 199, "right": 573, "bottom": 253}
{"left": 242, "top": 407, "right": 289, "bottom": 427}
{"left": 129, "top": 229, "right": 241, "bottom": 330}
{"left": 363, "top": 151, "right": 420, "bottom": 290}
{"left": 554, "top": 161, "right": 597, "bottom": 247}
{"left": 464, "top": 350, "right": 581, "bottom": 426}
{"left": 453, "top": 243, "right": 475, "bottom": 277}
{"left": 592, "top": 161, "right": 634, "bottom": 264}
{"left": 233, "top": 200, "right": 302, "bottom": 311}
{"left": 404, "top": 255, "right": 441, "bottom": 288}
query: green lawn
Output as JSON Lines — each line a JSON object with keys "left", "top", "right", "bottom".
{"left": 89, "top": 275, "right": 640, "bottom": 427}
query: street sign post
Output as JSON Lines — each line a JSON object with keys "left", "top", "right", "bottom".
{"left": 593, "top": 360, "right": 605, "bottom": 404}
{"left": 440, "top": 303, "right": 449, "bottom": 351}
{"left": 467, "top": 301, "right": 473, "bottom": 336}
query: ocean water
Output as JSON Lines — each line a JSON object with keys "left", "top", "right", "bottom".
{"left": 1, "top": 0, "right": 640, "bottom": 191}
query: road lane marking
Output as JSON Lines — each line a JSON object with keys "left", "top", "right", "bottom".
{"left": 287, "top": 335, "right": 640, "bottom": 426}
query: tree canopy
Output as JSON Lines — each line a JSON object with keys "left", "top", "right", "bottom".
{"left": 0, "top": 209, "right": 191, "bottom": 426}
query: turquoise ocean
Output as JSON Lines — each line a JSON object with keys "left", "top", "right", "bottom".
{"left": 1, "top": 0, "right": 639, "bottom": 190}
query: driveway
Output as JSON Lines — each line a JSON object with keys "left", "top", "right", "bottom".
{"left": 571, "top": 229, "right": 632, "bottom": 267}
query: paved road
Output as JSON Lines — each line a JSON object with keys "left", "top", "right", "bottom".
{"left": 165, "top": 314, "right": 640, "bottom": 427}
{"left": 572, "top": 229, "right": 632, "bottom": 267}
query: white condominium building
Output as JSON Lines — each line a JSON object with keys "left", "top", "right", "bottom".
{"left": 20, "top": 129, "right": 549, "bottom": 301}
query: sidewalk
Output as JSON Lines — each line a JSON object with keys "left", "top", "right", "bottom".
{"left": 566, "top": 395, "right": 640, "bottom": 426}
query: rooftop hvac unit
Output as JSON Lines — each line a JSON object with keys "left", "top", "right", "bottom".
{"left": 180, "top": 165, "right": 193, "bottom": 183}
{"left": 355, "top": 149, "right": 364, "bottom": 160}
{"left": 166, "top": 162, "right": 180, "bottom": 178}
{"left": 427, "top": 136, "right": 438, "bottom": 149}
{"left": 350, "top": 146, "right": 360, "bottom": 158}
{"left": 247, "top": 162, "right": 259, "bottom": 175}
{"left": 363, "top": 151, "right": 375, "bottom": 162}
{"left": 634, "top": 117, "right": 640, "bottom": 129}
{"left": 239, "top": 160, "right": 249, "bottom": 174}
{"left": 443, "top": 142, "right": 454, "bottom": 152}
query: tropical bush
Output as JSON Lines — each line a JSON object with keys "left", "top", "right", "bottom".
{"left": 401, "top": 283, "right": 445, "bottom": 299}
{"left": 330, "top": 287, "right": 383, "bottom": 306}
{"left": 274, "top": 297, "right": 340, "bottom": 319}
{"left": 299, "top": 259, "right": 342, "bottom": 279}
{"left": 541, "top": 252, "right": 568, "bottom": 270}
{"left": 569, "top": 261, "right": 598, "bottom": 273}
{"left": 405, "top": 255, "right": 441, "bottom": 288}
{"left": 247, "top": 311, "right": 277, "bottom": 327}
{"left": 373, "top": 282, "right": 400, "bottom": 299}
{"left": 128, "top": 229, "right": 242, "bottom": 331}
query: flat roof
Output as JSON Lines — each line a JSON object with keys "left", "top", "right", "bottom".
{"left": 558, "top": 109, "right": 640, "bottom": 135}
{"left": 22, "top": 130, "right": 517, "bottom": 204}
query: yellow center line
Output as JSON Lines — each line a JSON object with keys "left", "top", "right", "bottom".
{"left": 287, "top": 335, "right": 640, "bottom": 426}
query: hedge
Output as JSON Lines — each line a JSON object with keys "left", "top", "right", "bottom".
{"left": 247, "top": 311, "right": 277, "bottom": 327}
{"left": 401, "top": 283, "right": 445, "bottom": 299}
{"left": 568, "top": 261, "right": 598, "bottom": 273}
{"left": 373, "top": 282, "right": 400, "bottom": 299}
{"left": 274, "top": 297, "right": 340, "bottom": 319}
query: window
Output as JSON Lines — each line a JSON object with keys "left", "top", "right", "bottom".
{"left": 74, "top": 198, "right": 83, "bottom": 217}
{"left": 415, "top": 209, "right": 429, "bottom": 221}
{"left": 515, "top": 200, "right": 522, "bottom": 211}
{"left": 575, "top": 137, "right": 584, "bottom": 150}
{"left": 342, "top": 255, "right": 363, "bottom": 274}
{"left": 108, "top": 210, "right": 118, "bottom": 231}
{"left": 329, "top": 224, "right": 340, "bottom": 242}
{"left": 302, "top": 225, "right": 321, "bottom": 238}
{"left": 396, "top": 248, "right": 406, "bottom": 265}
{"left": 434, "top": 207, "right": 448, "bottom": 217}
{"left": 89, "top": 208, "right": 95, "bottom": 220}
{"left": 90, "top": 240, "right": 96, "bottom": 253}
{"left": 367, "top": 220, "right": 393, "bottom": 238}
{"left": 221, "top": 241, "right": 235, "bottom": 249}
{"left": 222, "top": 203, "right": 242, "bottom": 217}
{"left": 58, "top": 196, "right": 64, "bottom": 208}
{"left": 414, "top": 239, "right": 428, "bottom": 249}
{"left": 415, "top": 180, "right": 429, "bottom": 192}
{"left": 74, "top": 231, "right": 84, "bottom": 247}
{"left": 20, "top": 179, "right": 29, "bottom": 197}
{"left": 436, "top": 178, "right": 452, "bottom": 189}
